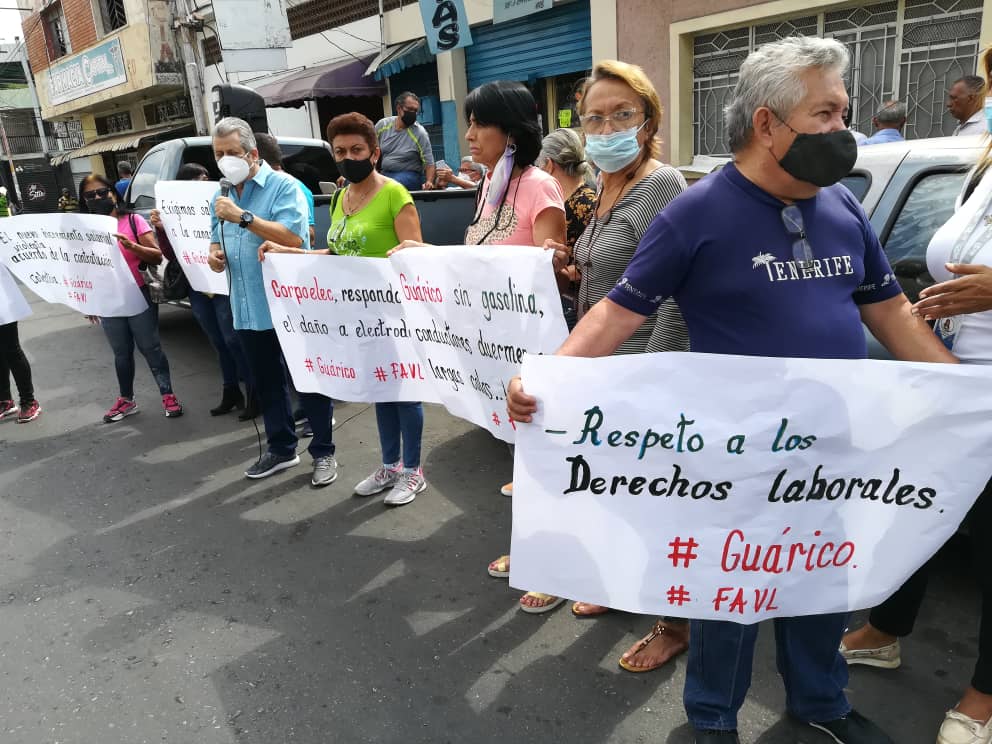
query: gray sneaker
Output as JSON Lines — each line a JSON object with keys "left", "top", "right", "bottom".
{"left": 384, "top": 470, "right": 426, "bottom": 506}
{"left": 245, "top": 451, "right": 300, "bottom": 479}
{"left": 839, "top": 639, "right": 901, "bottom": 669}
{"left": 354, "top": 465, "right": 399, "bottom": 496}
{"left": 311, "top": 455, "right": 338, "bottom": 487}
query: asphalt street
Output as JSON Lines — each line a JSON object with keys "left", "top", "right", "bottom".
{"left": 0, "top": 289, "right": 982, "bottom": 744}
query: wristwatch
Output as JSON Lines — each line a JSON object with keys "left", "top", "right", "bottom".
{"left": 238, "top": 211, "right": 254, "bottom": 229}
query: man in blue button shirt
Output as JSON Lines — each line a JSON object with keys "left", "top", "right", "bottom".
{"left": 207, "top": 117, "right": 337, "bottom": 485}
{"left": 862, "top": 101, "right": 906, "bottom": 146}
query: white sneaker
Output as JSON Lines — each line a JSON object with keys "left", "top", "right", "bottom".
{"left": 839, "top": 639, "right": 901, "bottom": 669}
{"left": 354, "top": 465, "right": 399, "bottom": 496}
{"left": 938, "top": 710, "right": 992, "bottom": 744}
{"left": 384, "top": 470, "right": 426, "bottom": 506}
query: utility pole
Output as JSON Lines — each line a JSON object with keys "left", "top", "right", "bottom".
{"left": 173, "top": 0, "right": 209, "bottom": 135}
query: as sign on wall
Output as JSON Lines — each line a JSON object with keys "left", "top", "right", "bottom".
{"left": 419, "top": 0, "right": 473, "bottom": 54}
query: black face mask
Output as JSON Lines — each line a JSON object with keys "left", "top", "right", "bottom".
{"left": 401, "top": 110, "right": 417, "bottom": 127}
{"left": 775, "top": 119, "right": 857, "bottom": 188}
{"left": 86, "top": 196, "right": 116, "bottom": 215}
{"left": 337, "top": 157, "right": 375, "bottom": 184}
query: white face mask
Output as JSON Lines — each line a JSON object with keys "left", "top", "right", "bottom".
{"left": 217, "top": 154, "right": 251, "bottom": 185}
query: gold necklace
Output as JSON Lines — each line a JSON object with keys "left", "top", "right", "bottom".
{"left": 345, "top": 182, "right": 377, "bottom": 215}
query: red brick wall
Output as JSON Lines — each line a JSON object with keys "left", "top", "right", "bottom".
{"left": 63, "top": 0, "right": 97, "bottom": 53}
{"left": 23, "top": 12, "right": 48, "bottom": 74}
{"left": 22, "top": 0, "right": 97, "bottom": 75}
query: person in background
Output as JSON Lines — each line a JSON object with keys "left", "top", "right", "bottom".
{"left": 115, "top": 161, "right": 133, "bottom": 199}
{"left": 0, "top": 320, "right": 41, "bottom": 423}
{"left": 149, "top": 162, "right": 251, "bottom": 417}
{"left": 255, "top": 133, "right": 316, "bottom": 247}
{"left": 949, "top": 75, "right": 989, "bottom": 136}
{"left": 78, "top": 173, "right": 184, "bottom": 422}
{"left": 0, "top": 186, "right": 8, "bottom": 217}
{"left": 260, "top": 112, "right": 427, "bottom": 506}
{"left": 844, "top": 110, "right": 869, "bottom": 145}
{"left": 206, "top": 117, "right": 337, "bottom": 486}
{"left": 436, "top": 156, "right": 485, "bottom": 189}
{"left": 375, "top": 92, "right": 436, "bottom": 191}
{"left": 863, "top": 101, "right": 906, "bottom": 145}
{"left": 536, "top": 126, "right": 596, "bottom": 330}
{"left": 58, "top": 187, "right": 78, "bottom": 212}
{"left": 841, "top": 52, "right": 992, "bottom": 741}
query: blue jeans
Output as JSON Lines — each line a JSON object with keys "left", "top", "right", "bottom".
{"left": 375, "top": 402, "right": 423, "bottom": 469}
{"left": 188, "top": 290, "right": 250, "bottom": 388}
{"left": 101, "top": 303, "right": 173, "bottom": 397}
{"left": 382, "top": 170, "right": 422, "bottom": 191}
{"left": 237, "top": 329, "right": 334, "bottom": 460}
{"left": 684, "top": 614, "right": 850, "bottom": 731}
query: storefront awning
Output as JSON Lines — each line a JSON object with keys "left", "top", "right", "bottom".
{"left": 253, "top": 56, "right": 385, "bottom": 107}
{"left": 365, "top": 40, "right": 434, "bottom": 80}
{"left": 49, "top": 124, "right": 190, "bottom": 165}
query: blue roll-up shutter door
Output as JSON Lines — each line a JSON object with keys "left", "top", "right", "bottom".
{"left": 465, "top": 1, "right": 592, "bottom": 90}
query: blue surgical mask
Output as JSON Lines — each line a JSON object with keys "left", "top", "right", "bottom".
{"left": 584, "top": 122, "right": 646, "bottom": 173}
{"left": 985, "top": 97, "right": 992, "bottom": 133}
{"left": 485, "top": 139, "right": 516, "bottom": 208}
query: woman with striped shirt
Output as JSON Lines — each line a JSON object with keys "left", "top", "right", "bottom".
{"left": 535, "top": 60, "right": 692, "bottom": 667}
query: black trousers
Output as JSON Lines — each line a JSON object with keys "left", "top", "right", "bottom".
{"left": 870, "top": 477, "right": 992, "bottom": 693}
{"left": 0, "top": 322, "right": 34, "bottom": 405}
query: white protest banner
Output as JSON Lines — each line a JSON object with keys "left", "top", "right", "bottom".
{"left": 0, "top": 263, "right": 31, "bottom": 324}
{"left": 0, "top": 214, "right": 147, "bottom": 317}
{"left": 263, "top": 253, "right": 440, "bottom": 403}
{"left": 388, "top": 246, "right": 568, "bottom": 442}
{"left": 511, "top": 352, "right": 992, "bottom": 622}
{"left": 154, "top": 180, "right": 228, "bottom": 295}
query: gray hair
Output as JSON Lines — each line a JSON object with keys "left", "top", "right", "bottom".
{"left": 213, "top": 117, "right": 256, "bottom": 153}
{"left": 725, "top": 36, "right": 850, "bottom": 153}
{"left": 955, "top": 75, "right": 986, "bottom": 95}
{"left": 538, "top": 128, "right": 595, "bottom": 187}
{"left": 875, "top": 100, "right": 906, "bottom": 125}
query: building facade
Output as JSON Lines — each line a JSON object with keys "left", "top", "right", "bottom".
{"left": 22, "top": 0, "right": 194, "bottom": 182}
{"left": 618, "top": 0, "right": 992, "bottom": 165}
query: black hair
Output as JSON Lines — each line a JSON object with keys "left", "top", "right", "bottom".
{"left": 955, "top": 75, "right": 987, "bottom": 96}
{"left": 77, "top": 173, "right": 119, "bottom": 214}
{"left": 254, "top": 132, "right": 283, "bottom": 167}
{"left": 177, "top": 162, "right": 209, "bottom": 180}
{"left": 463, "top": 81, "right": 543, "bottom": 245}
{"left": 117, "top": 161, "right": 133, "bottom": 176}
{"left": 464, "top": 80, "right": 542, "bottom": 169}
{"left": 394, "top": 91, "right": 419, "bottom": 110}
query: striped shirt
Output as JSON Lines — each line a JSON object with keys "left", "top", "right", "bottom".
{"left": 573, "top": 166, "right": 689, "bottom": 355}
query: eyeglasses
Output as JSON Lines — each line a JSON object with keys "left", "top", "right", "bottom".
{"left": 579, "top": 109, "right": 643, "bottom": 134}
{"left": 780, "top": 204, "right": 814, "bottom": 269}
{"left": 83, "top": 187, "right": 112, "bottom": 200}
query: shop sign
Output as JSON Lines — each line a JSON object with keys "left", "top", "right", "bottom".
{"left": 419, "top": 0, "right": 473, "bottom": 53}
{"left": 48, "top": 38, "right": 129, "bottom": 106}
{"left": 493, "top": 0, "right": 551, "bottom": 23}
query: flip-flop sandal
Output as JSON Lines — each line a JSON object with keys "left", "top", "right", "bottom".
{"left": 571, "top": 602, "right": 611, "bottom": 617}
{"left": 618, "top": 620, "right": 689, "bottom": 673}
{"left": 519, "top": 592, "right": 566, "bottom": 614}
{"left": 487, "top": 555, "right": 510, "bottom": 578}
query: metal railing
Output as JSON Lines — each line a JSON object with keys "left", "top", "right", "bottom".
{"left": 1, "top": 133, "right": 84, "bottom": 154}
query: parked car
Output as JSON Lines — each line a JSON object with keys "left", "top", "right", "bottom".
{"left": 125, "top": 136, "right": 477, "bottom": 251}
{"left": 842, "top": 135, "right": 986, "bottom": 357}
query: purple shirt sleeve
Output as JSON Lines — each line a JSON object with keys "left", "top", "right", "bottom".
{"left": 606, "top": 211, "right": 693, "bottom": 316}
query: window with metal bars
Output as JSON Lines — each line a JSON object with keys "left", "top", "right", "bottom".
{"left": 286, "top": 0, "right": 401, "bottom": 39}
{"left": 42, "top": 3, "right": 70, "bottom": 60}
{"left": 99, "top": 0, "right": 127, "bottom": 32}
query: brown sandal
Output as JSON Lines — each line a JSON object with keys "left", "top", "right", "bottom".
{"left": 618, "top": 619, "right": 689, "bottom": 673}
{"left": 571, "top": 601, "right": 610, "bottom": 617}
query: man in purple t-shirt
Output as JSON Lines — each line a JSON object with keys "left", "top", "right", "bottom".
{"left": 508, "top": 36, "right": 956, "bottom": 744}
